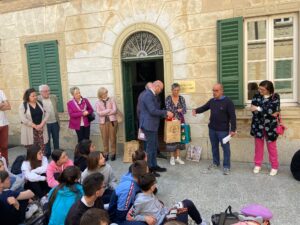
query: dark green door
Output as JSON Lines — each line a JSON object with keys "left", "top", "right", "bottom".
{"left": 122, "top": 62, "right": 136, "bottom": 141}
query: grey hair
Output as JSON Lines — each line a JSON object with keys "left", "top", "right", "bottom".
{"left": 70, "top": 86, "right": 80, "bottom": 96}
{"left": 39, "top": 84, "right": 49, "bottom": 92}
{"left": 171, "top": 83, "right": 180, "bottom": 90}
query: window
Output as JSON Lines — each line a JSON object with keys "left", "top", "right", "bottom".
{"left": 26, "top": 41, "right": 64, "bottom": 112}
{"left": 245, "top": 14, "right": 298, "bottom": 102}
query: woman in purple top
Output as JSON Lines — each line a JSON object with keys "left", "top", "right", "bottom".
{"left": 67, "top": 87, "right": 94, "bottom": 142}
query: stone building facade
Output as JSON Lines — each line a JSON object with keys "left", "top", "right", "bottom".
{"left": 1, "top": 0, "right": 300, "bottom": 165}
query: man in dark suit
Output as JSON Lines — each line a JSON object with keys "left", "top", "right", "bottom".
{"left": 140, "top": 80, "right": 173, "bottom": 177}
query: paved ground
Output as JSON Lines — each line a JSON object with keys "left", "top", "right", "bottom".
{"left": 7, "top": 146, "right": 299, "bottom": 225}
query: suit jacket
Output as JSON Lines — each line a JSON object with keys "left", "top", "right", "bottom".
{"left": 38, "top": 94, "right": 60, "bottom": 125}
{"left": 139, "top": 90, "right": 166, "bottom": 132}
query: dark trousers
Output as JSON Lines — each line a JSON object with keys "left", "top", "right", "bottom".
{"left": 24, "top": 180, "right": 50, "bottom": 198}
{"left": 143, "top": 130, "right": 158, "bottom": 169}
{"left": 102, "top": 188, "right": 114, "bottom": 204}
{"left": 0, "top": 125, "right": 9, "bottom": 164}
{"left": 179, "top": 199, "right": 203, "bottom": 224}
{"left": 209, "top": 128, "right": 231, "bottom": 169}
{"left": 45, "top": 122, "right": 60, "bottom": 157}
{"left": 75, "top": 126, "right": 91, "bottom": 143}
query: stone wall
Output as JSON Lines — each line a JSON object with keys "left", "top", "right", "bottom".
{"left": 1, "top": 0, "right": 300, "bottom": 165}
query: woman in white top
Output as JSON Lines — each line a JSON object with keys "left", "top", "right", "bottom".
{"left": 21, "top": 144, "right": 50, "bottom": 198}
{"left": 0, "top": 89, "right": 11, "bottom": 164}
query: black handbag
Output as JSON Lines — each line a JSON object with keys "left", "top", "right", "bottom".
{"left": 211, "top": 205, "right": 239, "bottom": 225}
{"left": 87, "top": 113, "right": 95, "bottom": 122}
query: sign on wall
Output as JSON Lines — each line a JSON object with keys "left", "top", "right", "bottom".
{"left": 177, "top": 80, "right": 196, "bottom": 93}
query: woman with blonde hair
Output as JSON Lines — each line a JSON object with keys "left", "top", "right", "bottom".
{"left": 95, "top": 87, "right": 118, "bottom": 161}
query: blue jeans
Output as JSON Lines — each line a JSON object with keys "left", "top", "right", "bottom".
{"left": 46, "top": 122, "right": 60, "bottom": 157}
{"left": 209, "top": 128, "right": 231, "bottom": 169}
{"left": 143, "top": 130, "right": 158, "bottom": 169}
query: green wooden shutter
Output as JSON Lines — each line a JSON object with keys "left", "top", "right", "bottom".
{"left": 26, "top": 41, "right": 64, "bottom": 112}
{"left": 122, "top": 62, "right": 136, "bottom": 141}
{"left": 217, "top": 17, "right": 244, "bottom": 107}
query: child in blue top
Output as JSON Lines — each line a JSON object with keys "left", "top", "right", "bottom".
{"left": 48, "top": 166, "right": 83, "bottom": 225}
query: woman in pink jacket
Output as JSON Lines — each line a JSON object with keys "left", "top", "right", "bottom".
{"left": 67, "top": 87, "right": 94, "bottom": 143}
{"left": 46, "top": 149, "right": 73, "bottom": 188}
{"left": 95, "top": 87, "right": 118, "bottom": 161}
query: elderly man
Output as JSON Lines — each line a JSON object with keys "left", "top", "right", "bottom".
{"left": 38, "top": 84, "right": 60, "bottom": 157}
{"left": 0, "top": 89, "right": 11, "bottom": 163}
{"left": 192, "top": 83, "right": 236, "bottom": 175}
{"left": 139, "top": 80, "right": 173, "bottom": 177}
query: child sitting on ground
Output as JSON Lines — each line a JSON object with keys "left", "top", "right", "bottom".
{"left": 65, "top": 173, "right": 106, "bottom": 225}
{"left": 126, "top": 173, "right": 209, "bottom": 225}
{"left": 46, "top": 149, "right": 74, "bottom": 188}
{"left": 80, "top": 208, "right": 110, "bottom": 225}
{"left": 48, "top": 166, "right": 83, "bottom": 225}
{"left": 81, "top": 151, "right": 117, "bottom": 204}
{"left": 0, "top": 157, "right": 24, "bottom": 192}
{"left": 108, "top": 160, "right": 148, "bottom": 224}
{"left": 21, "top": 144, "right": 50, "bottom": 198}
{"left": 128, "top": 150, "right": 147, "bottom": 173}
{"left": 74, "top": 139, "right": 96, "bottom": 171}
{"left": 0, "top": 170, "right": 38, "bottom": 225}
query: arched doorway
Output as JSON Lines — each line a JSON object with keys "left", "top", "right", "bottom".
{"left": 121, "top": 31, "right": 164, "bottom": 141}
{"left": 112, "top": 23, "right": 173, "bottom": 144}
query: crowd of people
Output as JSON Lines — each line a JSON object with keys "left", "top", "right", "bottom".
{"left": 0, "top": 79, "right": 299, "bottom": 225}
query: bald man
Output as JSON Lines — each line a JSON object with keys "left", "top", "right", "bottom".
{"left": 139, "top": 80, "right": 173, "bottom": 177}
{"left": 192, "top": 83, "right": 236, "bottom": 175}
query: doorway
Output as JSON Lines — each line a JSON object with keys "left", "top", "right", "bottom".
{"left": 122, "top": 59, "right": 164, "bottom": 141}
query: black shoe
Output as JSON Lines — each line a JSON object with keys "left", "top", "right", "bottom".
{"left": 154, "top": 165, "right": 167, "bottom": 172}
{"left": 110, "top": 154, "right": 116, "bottom": 161}
{"left": 157, "top": 152, "right": 167, "bottom": 159}
{"left": 105, "top": 154, "right": 109, "bottom": 161}
{"left": 151, "top": 171, "right": 160, "bottom": 177}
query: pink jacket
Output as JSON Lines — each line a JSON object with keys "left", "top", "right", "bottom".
{"left": 95, "top": 97, "right": 117, "bottom": 124}
{"left": 46, "top": 159, "right": 73, "bottom": 188}
{"left": 67, "top": 98, "right": 94, "bottom": 130}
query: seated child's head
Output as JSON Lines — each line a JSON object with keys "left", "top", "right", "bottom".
{"left": 131, "top": 160, "right": 148, "bottom": 180}
{"left": 75, "top": 139, "right": 96, "bottom": 157}
{"left": 0, "top": 170, "right": 10, "bottom": 189}
{"left": 87, "top": 151, "right": 106, "bottom": 171}
{"left": 163, "top": 221, "right": 186, "bottom": 225}
{"left": 57, "top": 166, "right": 81, "bottom": 186}
{"left": 132, "top": 150, "right": 147, "bottom": 162}
{"left": 0, "top": 160, "right": 5, "bottom": 172}
{"left": 51, "top": 149, "right": 69, "bottom": 166}
{"left": 138, "top": 173, "right": 157, "bottom": 193}
{"left": 27, "top": 144, "right": 43, "bottom": 169}
{"left": 80, "top": 208, "right": 110, "bottom": 225}
{"left": 83, "top": 173, "right": 105, "bottom": 198}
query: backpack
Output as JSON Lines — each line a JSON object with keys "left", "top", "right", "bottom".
{"left": 11, "top": 155, "right": 26, "bottom": 175}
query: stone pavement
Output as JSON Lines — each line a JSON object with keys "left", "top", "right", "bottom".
{"left": 7, "top": 146, "right": 299, "bottom": 225}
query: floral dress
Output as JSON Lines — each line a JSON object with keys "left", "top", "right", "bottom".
{"left": 250, "top": 93, "right": 280, "bottom": 142}
{"left": 165, "top": 95, "right": 187, "bottom": 151}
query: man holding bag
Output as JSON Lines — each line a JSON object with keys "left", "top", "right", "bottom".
{"left": 140, "top": 80, "right": 173, "bottom": 177}
{"left": 192, "top": 83, "right": 236, "bottom": 175}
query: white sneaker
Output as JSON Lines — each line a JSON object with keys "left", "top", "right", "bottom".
{"left": 270, "top": 168, "right": 278, "bottom": 176}
{"left": 170, "top": 157, "right": 175, "bottom": 166}
{"left": 25, "top": 203, "right": 39, "bottom": 219}
{"left": 175, "top": 157, "right": 185, "bottom": 165}
{"left": 253, "top": 166, "right": 261, "bottom": 174}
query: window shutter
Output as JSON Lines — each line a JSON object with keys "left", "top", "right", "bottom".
{"left": 217, "top": 17, "right": 244, "bottom": 107}
{"left": 26, "top": 41, "right": 64, "bottom": 112}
